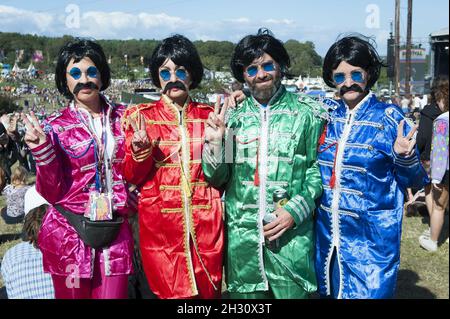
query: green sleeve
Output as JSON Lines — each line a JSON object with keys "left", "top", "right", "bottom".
{"left": 202, "top": 139, "right": 230, "bottom": 189}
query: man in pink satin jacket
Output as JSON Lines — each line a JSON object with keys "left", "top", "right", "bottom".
{"left": 21, "top": 39, "right": 134, "bottom": 299}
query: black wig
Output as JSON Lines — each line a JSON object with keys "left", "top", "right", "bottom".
{"left": 150, "top": 34, "right": 203, "bottom": 90}
{"left": 322, "top": 34, "right": 385, "bottom": 90}
{"left": 55, "top": 39, "right": 110, "bottom": 100}
{"left": 230, "top": 28, "right": 290, "bottom": 83}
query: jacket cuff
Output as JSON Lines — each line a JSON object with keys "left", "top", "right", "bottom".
{"left": 393, "top": 149, "right": 419, "bottom": 168}
{"left": 202, "top": 142, "right": 224, "bottom": 168}
{"left": 30, "top": 137, "right": 56, "bottom": 166}
{"left": 131, "top": 145, "right": 153, "bottom": 162}
{"left": 283, "top": 194, "right": 313, "bottom": 226}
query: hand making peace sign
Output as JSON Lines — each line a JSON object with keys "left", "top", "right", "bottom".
{"left": 394, "top": 120, "right": 418, "bottom": 156}
{"left": 21, "top": 111, "right": 47, "bottom": 149}
{"left": 129, "top": 111, "right": 152, "bottom": 153}
{"left": 204, "top": 95, "right": 230, "bottom": 144}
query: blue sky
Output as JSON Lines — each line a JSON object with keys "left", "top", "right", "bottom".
{"left": 0, "top": 0, "right": 448, "bottom": 56}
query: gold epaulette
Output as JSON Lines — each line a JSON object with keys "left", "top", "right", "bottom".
{"left": 196, "top": 103, "right": 214, "bottom": 110}
{"left": 122, "top": 103, "right": 155, "bottom": 131}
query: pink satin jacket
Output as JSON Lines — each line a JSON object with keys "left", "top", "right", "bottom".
{"left": 32, "top": 97, "right": 133, "bottom": 278}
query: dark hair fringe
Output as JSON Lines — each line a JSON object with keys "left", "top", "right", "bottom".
{"left": 150, "top": 34, "right": 204, "bottom": 90}
{"left": 230, "top": 29, "right": 290, "bottom": 83}
{"left": 322, "top": 33, "right": 386, "bottom": 90}
{"left": 430, "top": 76, "right": 449, "bottom": 106}
{"left": 55, "top": 38, "right": 111, "bottom": 100}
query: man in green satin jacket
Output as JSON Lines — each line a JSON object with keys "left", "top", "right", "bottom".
{"left": 202, "top": 29, "right": 326, "bottom": 299}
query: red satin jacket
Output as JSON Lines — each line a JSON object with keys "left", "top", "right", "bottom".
{"left": 122, "top": 95, "right": 224, "bottom": 299}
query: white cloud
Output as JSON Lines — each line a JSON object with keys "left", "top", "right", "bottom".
{"left": 0, "top": 5, "right": 391, "bottom": 56}
{"left": 223, "top": 17, "right": 251, "bottom": 24}
{"left": 138, "top": 13, "right": 187, "bottom": 29}
{"left": 263, "top": 19, "right": 295, "bottom": 25}
{"left": 0, "top": 5, "right": 53, "bottom": 33}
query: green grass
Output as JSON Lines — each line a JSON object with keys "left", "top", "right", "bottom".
{"left": 0, "top": 196, "right": 23, "bottom": 288}
{"left": 396, "top": 205, "right": 449, "bottom": 299}
{"left": 0, "top": 168, "right": 36, "bottom": 288}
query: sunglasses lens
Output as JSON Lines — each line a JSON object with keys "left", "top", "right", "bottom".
{"left": 175, "top": 69, "right": 187, "bottom": 81}
{"left": 160, "top": 70, "right": 171, "bottom": 81}
{"left": 351, "top": 71, "right": 364, "bottom": 83}
{"left": 333, "top": 73, "right": 345, "bottom": 84}
{"left": 87, "top": 66, "right": 98, "bottom": 78}
{"left": 246, "top": 66, "right": 258, "bottom": 77}
{"left": 262, "top": 62, "right": 275, "bottom": 72}
{"left": 69, "top": 68, "right": 82, "bottom": 80}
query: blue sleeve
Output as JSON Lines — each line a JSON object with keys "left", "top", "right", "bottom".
{"left": 385, "top": 106, "right": 429, "bottom": 189}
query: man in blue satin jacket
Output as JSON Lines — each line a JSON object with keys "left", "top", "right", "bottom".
{"left": 314, "top": 34, "right": 428, "bottom": 299}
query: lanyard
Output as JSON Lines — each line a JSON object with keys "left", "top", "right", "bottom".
{"left": 76, "top": 105, "right": 108, "bottom": 193}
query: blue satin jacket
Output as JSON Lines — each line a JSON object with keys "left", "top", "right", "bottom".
{"left": 315, "top": 93, "right": 428, "bottom": 299}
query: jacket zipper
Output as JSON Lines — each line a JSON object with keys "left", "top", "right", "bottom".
{"left": 258, "top": 106, "right": 269, "bottom": 287}
{"left": 327, "top": 110, "right": 354, "bottom": 298}
{"left": 178, "top": 106, "right": 198, "bottom": 294}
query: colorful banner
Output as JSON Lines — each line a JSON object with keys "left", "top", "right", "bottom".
{"left": 32, "top": 50, "right": 44, "bottom": 62}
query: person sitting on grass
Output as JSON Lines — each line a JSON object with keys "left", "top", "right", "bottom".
{"left": 1, "top": 185, "right": 55, "bottom": 299}
{"left": 1, "top": 166, "right": 31, "bottom": 224}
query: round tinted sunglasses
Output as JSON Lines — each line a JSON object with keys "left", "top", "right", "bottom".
{"left": 333, "top": 70, "right": 365, "bottom": 85}
{"left": 68, "top": 66, "right": 98, "bottom": 80}
{"left": 159, "top": 69, "right": 188, "bottom": 82}
{"left": 246, "top": 61, "right": 276, "bottom": 77}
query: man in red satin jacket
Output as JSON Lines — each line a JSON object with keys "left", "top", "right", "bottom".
{"left": 122, "top": 34, "right": 224, "bottom": 299}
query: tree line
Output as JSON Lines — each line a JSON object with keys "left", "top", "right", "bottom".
{"left": 0, "top": 32, "right": 323, "bottom": 79}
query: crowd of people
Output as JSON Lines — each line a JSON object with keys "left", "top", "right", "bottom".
{"left": 0, "top": 29, "right": 448, "bottom": 300}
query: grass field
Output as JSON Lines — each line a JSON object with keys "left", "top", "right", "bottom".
{"left": 0, "top": 193, "right": 448, "bottom": 298}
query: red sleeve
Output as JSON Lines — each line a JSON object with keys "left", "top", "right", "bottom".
{"left": 122, "top": 105, "right": 155, "bottom": 186}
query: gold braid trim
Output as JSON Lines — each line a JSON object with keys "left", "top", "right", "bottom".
{"left": 159, "top": 185, "right": 181, "bottom": 191}
{"left": 131, "top": 146, "right": 153, "bottom": 162}
{"left": 147, "top": 120, "right": 178, "bottom": 126}
{"left": 155, "top": 162, "right": 179, "bottom": 168}
{"left": 161, "top": 208, "right": 183, "bottom": 214}
{"left": 188, "top": 205, "right": 218, "bottom": 291}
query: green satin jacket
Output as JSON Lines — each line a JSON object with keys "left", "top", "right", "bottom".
{"left": 202, "top": 86, "right": 325, "bottom": 296}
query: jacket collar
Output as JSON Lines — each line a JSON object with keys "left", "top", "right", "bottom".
{"left": 335, "top": 91, "right": 376, "bottom": 119}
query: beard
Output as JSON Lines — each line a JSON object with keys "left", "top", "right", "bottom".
{"left": 248, "top": 75, "right": 281, "bottom": 103}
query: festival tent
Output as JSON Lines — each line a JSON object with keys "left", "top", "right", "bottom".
{"left": 12, "top": 63, "right": 20, "bottom": 72}
{"left": 12, "top": 63, "right": 25, "bottom": 73}
{"left": 295, "top": 75, "right": 305, "bottom": 89}
{"left": 27, "top": 62, "right": 36, "bottom": 75}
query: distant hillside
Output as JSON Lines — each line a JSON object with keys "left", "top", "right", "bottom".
{"left": 0, "top": 32, "right": 323, "bottom": 78}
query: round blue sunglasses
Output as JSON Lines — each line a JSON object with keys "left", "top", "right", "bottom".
{"left": 333, "top": 70, "right": 365, "bottom": 85}
{"left": 159, "top": 69, "right": 188, "bottom": 82}
{"left": 68, "top": 66, "right": 98, "bottom": 80}
{"left": 246, "top": 61, "right": 276, "bottom": 77}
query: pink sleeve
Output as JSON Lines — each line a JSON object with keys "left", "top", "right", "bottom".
{"left": 30, "top": 132, "right": 65, "bottom": 204}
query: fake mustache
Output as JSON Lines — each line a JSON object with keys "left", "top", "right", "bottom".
{"left": 73, "top": 82, "right": 99, "bottom": 95}
{"left": 163, "top": 81, "right": 186, "bottom": 94}
{"left": 340, "top": 84, "right": 364, "bottom": 96}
